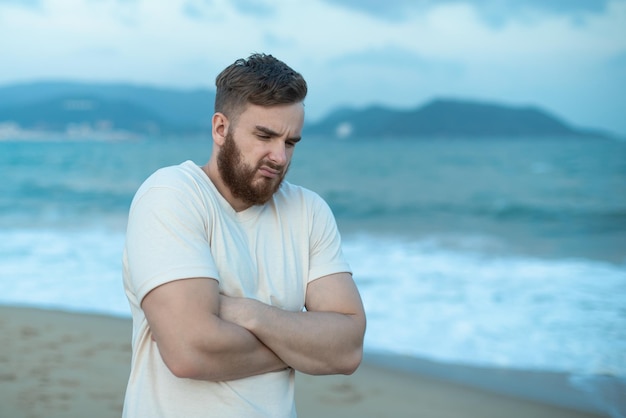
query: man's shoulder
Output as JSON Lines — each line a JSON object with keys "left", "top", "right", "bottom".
{"left": 132, "top": 161, "right": 210, "bottom": 207}
{"left": 274, "top": 181, "right": 334, "bottom": 216}
{"left": 146, "top": 161, "right": 195, "bottom": 182}
{"left": 277, "top": 181, "right": 323, "bottom": 203}
{"left": 144, "top": 160, "right": 199, "bottom": 186}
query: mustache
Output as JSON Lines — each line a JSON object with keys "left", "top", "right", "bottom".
{"left": 259, "top": 160, "right": 286, "bottom": 172}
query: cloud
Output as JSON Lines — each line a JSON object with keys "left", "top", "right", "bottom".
{"left": 320, "top": 0, "right": 620, "bottom": 25}
{"left": 1, "top": 0, "right": 42, "bottom": 8}
{"left": 181, "top": 0, "right": 220, "bottom": 21}
{"left": 262, "top": 32, "right": 297, "bottom": 49}
{"left": 182, "top": 0, "right": 274, "bottom": 21}
{"left": 330, "top": 46, "right": 462, "bottom": 76}
{"left": 499, "top": 0, "right": 610, "bottom": 14}
{"left": 231, "top": 0, "right": 275, "bottom": 17}
{"left": 607, "top": 49, "right": 626, "bottom": 67}
{"left": 303, "top": 46, "right": 465, "bottom": 118}
{"left": 318, "top": 0, "right": 422, "bottom": 21}
{"left": 0, "top": 0, "right": 624, "bottom": 134}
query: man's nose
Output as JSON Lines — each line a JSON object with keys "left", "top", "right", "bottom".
{"left": 268, "top": 141, "right": 287, "bottom": 166}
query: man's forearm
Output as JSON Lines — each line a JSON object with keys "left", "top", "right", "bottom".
{"left": 253, "top": 306, "right": 364, "bottom": 375}
{"left": 219, "top": 296, "right": 365, "bottom": 375}
{"left": 143, "top": 277, "right": 288, "bottom": 382}
{"left": 155, "top": 314, "right": 287, "bottom": 382}
{"left": 203, "top": 318, "right": 289, "bottom": 380}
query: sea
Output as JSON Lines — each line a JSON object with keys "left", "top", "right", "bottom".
{"left": 1, "top": 135, "right": 625, "bottom": 414}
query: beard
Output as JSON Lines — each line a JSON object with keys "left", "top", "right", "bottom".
{"left": 217, "top": 130, "right": 289, "bottom": 207}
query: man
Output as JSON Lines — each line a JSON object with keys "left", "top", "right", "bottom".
{"left": 122, "top": 53, "right": 366, "bottom": 417}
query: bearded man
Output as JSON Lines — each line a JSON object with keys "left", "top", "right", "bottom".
{"left": 121, "top": 53, "right": 366, "bottom": 418}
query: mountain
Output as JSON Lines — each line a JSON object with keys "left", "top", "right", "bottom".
{"left": 0, "top": 82, "right": 611, "bottom": 139}
{"left": 0, "top": 81, "right": 215, "bottom": 135}
{"left": 304, "top": 99, "right": 609, "bottom": 139}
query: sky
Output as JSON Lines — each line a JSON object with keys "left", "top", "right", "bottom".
{"left": 1, "top": 0, "right": 625, "bottom": 135}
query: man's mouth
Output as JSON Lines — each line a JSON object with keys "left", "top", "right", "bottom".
{"left": 258, "top": 165, "right": 282, "bottom": 179}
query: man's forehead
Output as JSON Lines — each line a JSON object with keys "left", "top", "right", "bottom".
{"left": 239, "top": 103, "right": 304, "bottom": 134}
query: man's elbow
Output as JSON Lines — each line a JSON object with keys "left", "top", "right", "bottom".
{"left": 160, "top": 346, "right": 223, "bottom": 381}
{"left": 160, "top": 349, "right": 200, "bottom": 379}
{"left": 338, "top": 346, "right": 363, "bottom": 375}
{"left": 318, "top": 344, "right": 362, "bottom": 376}
{"left": 340, "top": 315, "right": 365, "bottom": 375}
{"left": 333, "top": 316, "right": 365, "bottom": 375}
{"left": 167, "top": 361, "right": 195, "bottom": 379}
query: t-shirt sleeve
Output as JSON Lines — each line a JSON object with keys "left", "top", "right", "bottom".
{"left": 307, "top": 195, "right": 352, "bottom": 283}
{"left": 125, "top": 179, "right": 219, "bottom": 304}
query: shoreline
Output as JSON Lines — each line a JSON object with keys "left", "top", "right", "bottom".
{"left": 361, "top": 352, "right": 621, "bottom": 416}
{"left": 0, "top": 304, "right": 614, "bottom": 418}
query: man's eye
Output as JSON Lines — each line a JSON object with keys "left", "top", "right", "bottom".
{"left": 257, "top": 134, "right": 270, "bottom": 140}
{"left": 286, "top": 141, "right": 296, "bottom": 148}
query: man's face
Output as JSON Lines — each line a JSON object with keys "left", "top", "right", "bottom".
{"left": 217, "top": 103, "right": 304, "bottom": 207}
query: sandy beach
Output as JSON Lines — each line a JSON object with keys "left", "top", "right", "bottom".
{"left": 0, "top": 305, "right": 609, "bottom": 418}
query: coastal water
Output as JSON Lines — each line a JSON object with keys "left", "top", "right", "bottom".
{"left": 1, "top": 136, "right": 625, "bottom": 409}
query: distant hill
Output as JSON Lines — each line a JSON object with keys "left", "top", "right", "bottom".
{"left": 0, "top": 81, "right": 215, "bottom": 136}
{"left": 0, "top": 82, "right": 611, "bottom": 139}
{"left": 304, "top": 99, "right": 609, "bottom": 139}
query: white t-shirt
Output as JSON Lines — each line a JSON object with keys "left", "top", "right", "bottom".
{"left": 122, "top": 160, "right": 351, "bottom": 418}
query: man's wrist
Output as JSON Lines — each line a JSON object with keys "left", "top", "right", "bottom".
{"left": 241, "top": 298, "right": 269, "bottom": 333}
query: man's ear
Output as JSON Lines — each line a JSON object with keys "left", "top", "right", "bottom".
{"left": 212, "top": 112, "right": 229, "bottom": 146}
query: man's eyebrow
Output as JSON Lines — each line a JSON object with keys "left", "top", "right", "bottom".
{"left": 255, "top": 125, "right": 280, "bottom": 137}
{"left": 255, "top": 125, "right": 301, "bottom": 142}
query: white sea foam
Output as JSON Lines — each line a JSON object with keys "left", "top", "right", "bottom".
{"left": 344, "top": 235, "right": 626, "bottom": 376}
{"left": 0, "top": 228, "right": 129, "bottom": 317}
{"left": 1, "top": 227, "right": 625, "bottom": 379}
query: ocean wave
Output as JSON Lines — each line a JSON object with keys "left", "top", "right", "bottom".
{"left": 0, "top": 181, "right": 134, "bottom": 227}
{"left": 343, "top": 235, "right": 626, "bottom": 377}
{"left": 325, "top": 192, "right": 626, "bottom": 227}
{"left": 0, "top": 224, "right": 624, "bottom": 382}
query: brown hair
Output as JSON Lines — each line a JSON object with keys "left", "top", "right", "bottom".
{"left": 215, "top": 53, "right": 308, "bottom": 121}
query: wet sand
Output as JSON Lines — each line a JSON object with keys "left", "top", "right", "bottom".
{"left": 0, "top": 305, "right": 609, "bottom": 418}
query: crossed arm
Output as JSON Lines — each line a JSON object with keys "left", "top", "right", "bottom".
{"left": 141, "top": 272, "right": 366, "bottom": 381}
